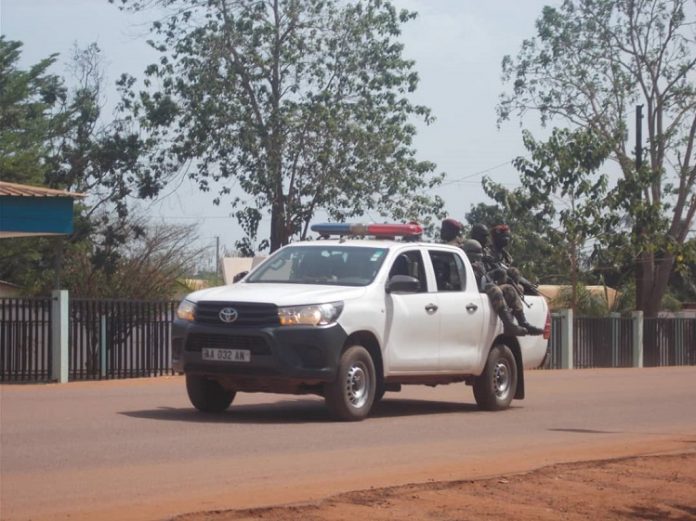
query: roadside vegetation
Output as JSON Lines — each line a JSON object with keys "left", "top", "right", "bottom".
{"left": 1, "top": 0, "right": 695, "bottom": 316}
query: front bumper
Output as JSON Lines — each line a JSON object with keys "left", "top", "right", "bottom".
{"left": 172, "top": 319, "right": 347, "bottom": 389}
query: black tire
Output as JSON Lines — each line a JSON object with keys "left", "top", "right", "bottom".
{"left": 325, "top": 345, "right": 376, "bottom": 421}
{"left": 186, "top": 374, "right": 235, "bottom": 413}
{"left": 374, "top": 381, "right": 386, "bottom": 403}
{"left": 473, "top": 344, "right": 517, "bottom": 411}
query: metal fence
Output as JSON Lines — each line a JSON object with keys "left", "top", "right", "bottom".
{"left": 543, "top": 314, "right": 564, "bottom": 369}
{"left": 644, "top": 318, "right": 696, "bottom": 367}
{"left": 1, "top": 298, "right": 176, "bottom": 382}
{"left": 4, "top": 297, "right": 696, "bottom": 382}
{"left": 0, "top": 298, "right": 52, "bottom": 381}
{"left": 69, "top": 299, "right": 177, "bottom": 380}
{"left": 573, "top": 316, "right": 634, "bottom": 368}
{"left": 545, "top": 314, "right": 696, "bottom": 369}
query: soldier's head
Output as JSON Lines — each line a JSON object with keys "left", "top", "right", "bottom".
{"left": 440, "top": 218, "right": 463, "bottom": 243}
{"left": 491, "top": 224, "right": 511, "bottom": 249}
{"left": 462, "top": 239, "right": 483, "bottom": 264}
{"left": 470, "top": 223, "right": 490, "bottom": 247}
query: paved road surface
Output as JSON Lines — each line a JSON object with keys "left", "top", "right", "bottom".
{"left": 1, "top": 367, "right": 695, "bottom": 521}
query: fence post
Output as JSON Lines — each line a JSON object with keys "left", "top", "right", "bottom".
{"left": 610, "top": 312, "right": 620, "bottom": 367}
{"left": 51, "top": 290, "right": 69, "bottom": 383}
{"left": 674, "top": 317, "right": 684, "bottom": 365}
{"left": 100, "top": 314, "right": 107, "bottom": 378}
{"left": 560, "top": 308, "right": 574, "bottom": 369}
{"left": 632, "top": 310, "right": 644, "bottom": 368}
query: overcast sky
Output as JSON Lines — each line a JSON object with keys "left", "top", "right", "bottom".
{"left": 1, "top": 0, "right": 558, "bottom": 258}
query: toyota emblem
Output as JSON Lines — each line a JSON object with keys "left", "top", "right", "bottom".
{"left": 218, "top": 307, "right": 239, "bottom": 323}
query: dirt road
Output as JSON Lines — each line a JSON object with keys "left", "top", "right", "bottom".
{"left": 1, "top": 367, "right": 695, "bottom": 521}
{"left": 174, "top": 452, "right": 696, "bottom": 521}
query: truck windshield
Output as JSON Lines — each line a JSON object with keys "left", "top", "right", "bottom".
{"left": 246, "top": 245, "right": 388, "bottom": 286}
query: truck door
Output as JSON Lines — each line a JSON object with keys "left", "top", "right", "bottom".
{"left": 428, "top": 249, "right": 487, "bottom": 372}
{"left": 384, "top": 249, "right": 440, "bottom": 372}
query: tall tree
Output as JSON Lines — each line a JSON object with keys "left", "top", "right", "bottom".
{"left": 0, "top": 39, "right": 173, "bottom": 296}
{"left": 498, "top": 0, "right": 696, "bottom": 317}
{"left": 466, "top": 179, "right": 567, "bottom": 284}
{"left": 512, "top": 128, "right": 614, "bottom": 311}
{"left": 0, "top": 37, "right": 64, "bottom": 184}
{"left": 112, "top": 0, "right": 444, "bottom": 252}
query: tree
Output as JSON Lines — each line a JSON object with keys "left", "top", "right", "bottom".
{"left": 498, "top": 0, "right": 696, "bottom": 317}
{"left": 512, "top": 128, "right": 613, "bottom": 311}
{"left": 0, "top": 37, "right": 64, "bottom": 184}
{"left": 0, "top": 38, "right": 172, "bottom": 295}
{"left": 59, "top": 220, "right": 205, "bottom": 299}
{"left": 466, "top": 180, "right": 566, "bottom": 284}
{"left": 112, "top": 0, "right": 444, "bottom": 252}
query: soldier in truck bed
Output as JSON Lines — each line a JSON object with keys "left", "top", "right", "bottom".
{"left": 489, "top": 224, "right": 541, "bottom": 298}
{"left": 465, "top": 224, "right": 544, "bottom": 336}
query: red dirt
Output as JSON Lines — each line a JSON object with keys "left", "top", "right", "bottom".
{"left": 173, "top": 451, "right": 696, "bottom": 521}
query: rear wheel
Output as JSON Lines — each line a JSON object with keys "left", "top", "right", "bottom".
{"left": 473, "top": 344, "right": 517, "bottom": 411}
{"left": 325, "top": 345, "right": 376, "bottom": 421}
{"left": 186, "top": 374, "right": 235, "bottom": 413}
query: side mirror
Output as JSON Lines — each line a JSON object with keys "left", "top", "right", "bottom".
{"left": 386, "top": 274, "right": 421, "bottom": 293}
{"left": 232, "top": 271, "right": 248, "bottom": 283}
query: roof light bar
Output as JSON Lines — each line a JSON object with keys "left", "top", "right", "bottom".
{"left": 311, "top": 223, "right": 423, "bottom": 237}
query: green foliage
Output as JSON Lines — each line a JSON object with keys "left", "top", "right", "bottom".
{"left": 465, "top": 188, "right": 565, "bottom": 284}
{"left": 0, "top": 38, "right": 186, "bottom": 297}
{"left": 114, "top": 0, "right": 444, "bottom": 252}
{"left": 512, "top": 127, "right": 614, "bottom": 309}
{"left": 498, "top": 0, "right": 696, "bottom": 316}
{"left": 0, "top": 37, "right": 65, "bottom": 184}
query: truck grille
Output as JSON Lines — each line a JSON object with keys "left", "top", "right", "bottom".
{"left": 185, "top": 333, "right": 271, "bottom": 354}
{"left": 195, "top": 301, "right": 279, "bottom": 326}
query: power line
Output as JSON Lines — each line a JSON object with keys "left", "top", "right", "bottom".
{"left": 440, "top": 160, "right": 514, "bottom": 186}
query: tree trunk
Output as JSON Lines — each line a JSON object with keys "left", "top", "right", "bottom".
{"left": 639, "top": 251, "right": 674, "bottom": 318}
{"left": 269, "top": 199, "right": 287, "bottom": 252}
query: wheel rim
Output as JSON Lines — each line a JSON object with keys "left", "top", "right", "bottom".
{"left": 345, "top": 361, "right": 370, "bottom": 409}
{"left": 493, "top": 359, "right": 511, "bottom": 398}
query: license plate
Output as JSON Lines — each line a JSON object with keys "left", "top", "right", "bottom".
{"left": 201, "top": 348, "right": 251, "bottom": 362}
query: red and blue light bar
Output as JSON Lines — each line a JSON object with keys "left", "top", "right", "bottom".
{"left": 311, "top": 222, "right": 423, "bottom": 237}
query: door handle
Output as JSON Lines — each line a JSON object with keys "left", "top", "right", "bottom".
{"left": 466, "top": 303, "right": 478, "bottom": 313}
{"left": 425, "top": 303, "right": 438, "bottom": 314}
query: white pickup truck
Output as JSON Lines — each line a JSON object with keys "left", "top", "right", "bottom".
{"left": 172, "top": 224, "right": 550, "bottom": 421}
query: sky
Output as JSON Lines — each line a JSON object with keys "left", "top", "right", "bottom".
{"left": 0, "top": 0, "right": 558, "bottom": 262}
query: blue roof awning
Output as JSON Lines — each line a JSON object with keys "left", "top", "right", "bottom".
{"left": 0, "top": 182, "right": 85, "bottom": 238}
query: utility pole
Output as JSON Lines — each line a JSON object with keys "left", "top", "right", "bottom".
{"left": 635, "top": 104, "right": 644, "bottom": 311}
{"left": 215, "top": 235, "right": 220, "bottom": 284}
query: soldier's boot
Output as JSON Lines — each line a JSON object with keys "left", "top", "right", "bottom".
{"left": 513, "top": 310, "right": 544, "bottom": 336}
{"left": 499, "top": 309, "right": 527, "bottom": 336}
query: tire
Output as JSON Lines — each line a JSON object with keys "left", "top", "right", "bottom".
{"left": 325, "top": 345, "right": 376, "bottom": 421}
{"left": 186, "top": 374, "right": 235, "bottom": 413}
{"left": 473, "top": 344, "right": 517, "bottom": 411}
{"left": 374, "top": 381, "right": 386, "bottom": 403}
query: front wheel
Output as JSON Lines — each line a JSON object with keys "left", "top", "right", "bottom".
{"left": 186, "top": 374, "right": 236, "bottom": 413}
{"left": 473, "top": 344, "right": 517, "bottom": 411}
{"left": 325, "top": 345, "right": 376, "bottom": 421}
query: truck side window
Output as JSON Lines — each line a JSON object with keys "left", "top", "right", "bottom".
{"left": 428, "top": 251, "right": 464, "bottom": 292}
{"left": 388, "top": 250, "right": 427, "bottom": 293}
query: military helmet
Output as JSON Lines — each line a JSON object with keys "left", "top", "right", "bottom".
{"left": 462, "top": 239, "right": 483, "bottom": 255}
{"left": 470, "top": 223, "right": 489, "bottom": 245}
{"left": 462, "top": 239, "right": 483, "bottom": 262}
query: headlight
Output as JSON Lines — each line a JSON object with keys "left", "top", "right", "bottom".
{"left": 176, "top": 300, "right": 196, "bottom": 321}
{"left": 278, "top": 302, "right": 343, "bottom": 326}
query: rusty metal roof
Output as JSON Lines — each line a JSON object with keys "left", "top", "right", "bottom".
{"left": 0, "top": 181, "right": 86, "bottom": 198}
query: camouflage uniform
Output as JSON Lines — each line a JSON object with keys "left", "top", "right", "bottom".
{"left": 487, "top": 224, "right": 544, "bottom": 335}
{"left": 464, "top": 239, "right": 527, "bottom": 337}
